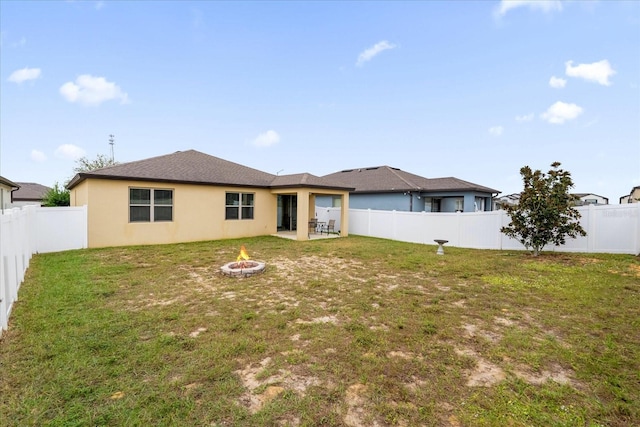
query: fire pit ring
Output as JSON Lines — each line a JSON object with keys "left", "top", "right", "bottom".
{"left": 220, "top": 260, "right": 266, "bottom": 278}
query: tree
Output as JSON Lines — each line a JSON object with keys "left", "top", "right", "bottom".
{"left": 74, "top": 154, "right": 118, "bottom": 173}
{"left": 500, "top": 162, "right": 586, "bottom": 256}
{"left": 42, "top": 182, "right": 70, "bottom": 207}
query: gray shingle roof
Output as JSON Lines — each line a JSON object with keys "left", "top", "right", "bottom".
{"left": 270, "top": 173, "right": 354, "bottom": 190}
{"left": 13, "top": 182, "right": 51, "bottom": 200}
{"left": 322, "top": 166, "right": 499, "bottom": 194}
{"left": 66, "top": 150, "right": 353, "bottom": 191}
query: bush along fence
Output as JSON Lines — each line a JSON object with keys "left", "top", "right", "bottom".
{"left": 0, "top": 205, "right": 87, "bottom": 336}
{"left": 318, "top": 203, "right": 640, "bottom": 255}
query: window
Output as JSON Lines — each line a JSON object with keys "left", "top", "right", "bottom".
{"left": 226, "top": 192, "right": 254, "bottom": 220}
{"left": 129, "top": 188, "right": 173, "bottom": 222}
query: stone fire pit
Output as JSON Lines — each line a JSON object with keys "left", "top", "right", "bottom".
{"left": 221, "top": 245, "right": 266, "bottom": 277}
{"left": 220, "top": 260, "right": 266, "bottom": 278}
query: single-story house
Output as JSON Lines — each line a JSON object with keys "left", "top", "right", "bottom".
{"left": 620, "top": 186, "right": 640, "bottom": 204}
{"left": 0, "top": 176, "right": 19, "bottom": 213}
{"left": 11, "top": 182, "right": 51, "bottom": 207}
{"left": 316, "top": 166, "right": 500, "bottom": 213}
{"left": 573, "top": 193, "right": 609, "bottom": 205}
{"left": 496, "top": 192, "right": 610, "bottom": 209}
{"left": 66, "top": 150, "right": 353, "bottom": 248}
{"left": 493, "top": 193, "right": 520, "bottom": 210}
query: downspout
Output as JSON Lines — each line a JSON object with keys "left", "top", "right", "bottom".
{"left": 10, "top": 186, "right": 19, "bottom": 204}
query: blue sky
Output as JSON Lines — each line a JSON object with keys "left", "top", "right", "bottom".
{"left": 1, "top": 0, "right": 639, "bottom": 202}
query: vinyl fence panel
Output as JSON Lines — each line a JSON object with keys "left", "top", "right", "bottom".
{"left": 339, "top": 204, "right": 640, "bottom": 255}
{"left": 35, "top": 206, "right": 88, "bottom": 254}
{"left": 1, "top": 205, "right": 87, "bottom": 336}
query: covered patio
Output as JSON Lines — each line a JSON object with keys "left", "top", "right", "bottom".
{"left": 270, "top": 174, "right": 353, "bottom": 241}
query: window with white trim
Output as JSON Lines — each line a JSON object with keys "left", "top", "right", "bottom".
{"left": 129, "top": 188, "right": 173, "bottom": 222}
{"left": 226, "top": 192, "right": 254, "bottom": 220}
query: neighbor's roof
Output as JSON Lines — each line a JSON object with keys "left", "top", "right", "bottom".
{"left": 322, "top": 166, "right": 499, "bottom": 194}
{"left": 13, "top": 182, "right": 51, "bottom": 201}
{"left": 573, "top": 193, "right": 609, "bottom": 201}
{"left": 0, "top": 175, "right": 19, "bottom": 189}
{"left": 66, "top": 150, "right": 353, "bottom": 191}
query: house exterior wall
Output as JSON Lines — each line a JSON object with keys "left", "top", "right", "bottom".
{"left": 71, "top": 179, "right": 277, "bottom": 248}
{"left": 576, "top": 194, "right": 608, "bottom": 205}
{"left": 347, "top": 193, "right": 420, "bottom": 212}
{"left": 0, "top": 185, "right": 12, "bottom": 212}
{"left": 318, "top": 191, "right": 493, "bottom": 213}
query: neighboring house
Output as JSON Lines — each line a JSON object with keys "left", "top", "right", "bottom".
{"left": 620, "top": 186, "right": 640, "bottom": 204}
{"left": 495, "top": 192, "right": 609, "bottom": 209}
{"left": 0, "top": 176, "right": 19, "bottom": 212}
{"left": 494, "top": 193, "right": 520, "bottom": 210}
{"left": 573, "top": 193, "right": 609, "bottom": 206}
{"left": 316, "top": 166, "right": 499, "bottom": 213}
{"left": 66, "top": 150, "right": 353, "bottom": 248}
{"left": 11, "top": 182, "right": 51, "bottom": 207}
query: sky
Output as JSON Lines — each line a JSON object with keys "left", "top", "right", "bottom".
{"left": 1, "top": 0, "right": 639, "bottom": 202}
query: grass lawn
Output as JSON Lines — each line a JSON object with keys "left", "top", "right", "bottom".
{"left": 1, "top": 236, "right": 639, "bottom": 426}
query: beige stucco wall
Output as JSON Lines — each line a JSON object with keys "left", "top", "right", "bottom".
{"left": 71, "top": 179, "right": 277, "bottom": 248}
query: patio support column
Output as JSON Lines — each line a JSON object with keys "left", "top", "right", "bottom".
{"left": 296, "top": 189, "right": 310, "bottom": 241}
{"left": 340, "top": 192, "right": 349, "bottom": 237}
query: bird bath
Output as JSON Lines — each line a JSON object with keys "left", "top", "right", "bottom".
{"left": 434, "top": 239, "right": 448, "bottom": 255}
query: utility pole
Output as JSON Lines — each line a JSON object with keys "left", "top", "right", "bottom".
{"left": 108, "top": 134, "right": 115, "bottom": 162}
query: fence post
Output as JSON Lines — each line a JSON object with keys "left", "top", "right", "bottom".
{"left": 497, "top": 210, "right": 504, "bottom": 250}
{"left": 587, "top": 204, "right": 596, "bottom": 253}
{"left": 636, "top": 203, "right": 640, "bottom": 256}
{"left": 392, "top": 210, "right": 397, "bottom": 240}
{"left": 0, "top": 212, "right": 6, "bottom": 335}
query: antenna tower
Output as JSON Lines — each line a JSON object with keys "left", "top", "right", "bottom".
{"left": 108, "top": 134, "right": 115, "bottom": 162}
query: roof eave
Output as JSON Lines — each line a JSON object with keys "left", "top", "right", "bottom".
{"left": 66, "top": 174, "right": 274, "bottom": 190}
{"left": 270, "top": 183, "right": 355, "bottom": 191}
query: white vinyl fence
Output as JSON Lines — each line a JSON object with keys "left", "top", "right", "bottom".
{"left": 0, "top": 205, "right": 87, "bottom": 336}
{"left": 318, "top": 204, "right": 640, "bottom": 255}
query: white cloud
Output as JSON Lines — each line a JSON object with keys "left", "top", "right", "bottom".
{"left": 8, "top": 67, "right": 41, "bottom": 84}
{"left": 12, "top": 37, "right": 27, "bottom": 48}
{"left": 489, "top": 126, "right": 504, "bottom": 136}
{"left": 356, "top": 40, "right": 397, "bottom": 67}
{"left": 565, "top": 60, "right": 616, "bottom": 86}
{"left": 252, "top": 130, "right": 280, "bottom": 147}
{"left": 55, "top": 144, "right": 86, "bottom": 160}
{"left": 59, "top": 74, "right": 129, "bottom": 106}
{"left": 31, "top": 149, "right": 46, "bottom": 163}
{"left": 515, "top": 113, "right": 534, "bottom": 122}
{"left": 540, "top": 101, "right": 583, "bottom": 124}
{"left": 495, "top": 0, "right": 563, "bottom": 17}
{"left": 549, "top": 76, "right": 566, "bottom": 88}
{"left": 95, "top": 1, "right": 105, "bottom": 10}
